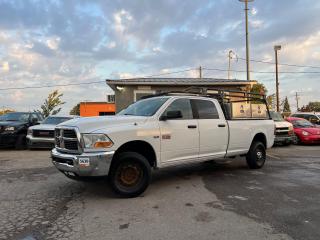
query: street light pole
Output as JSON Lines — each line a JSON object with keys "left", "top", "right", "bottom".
{"left": 239, "top": 0, "right": 254, "bottom": 81}
{"left": 274, "top": 45, "right": 281, "bottom": 112}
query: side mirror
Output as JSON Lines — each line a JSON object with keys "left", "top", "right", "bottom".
{"left": 160, "top": 110, "right": 183, "bottom": 121}
{"left": 31, "top": 118, "right": 39, "bottom": 125}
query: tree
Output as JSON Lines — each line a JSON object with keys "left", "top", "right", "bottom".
{"left": 282, "top": 96, "right": 291, "bottom": 114}
{"left": 39, "top": 90, "right": 65, "bottom": 117}
{"left": 266, "top": 94, "right": 276, "bottom": 111}
{"left": 70, "top": 103, "right": 80, "bottom": 115}
{"left": 250, "top": 83, "right": 268, "bottom": 104}
{"left": 0, "top": 109, "right": 14, "bottom": 115}
{"left": 250, "top": 83, "right": 268, "bottom": 96}
{"left": 300, "top": 102, "right": 320, "bottom": 112}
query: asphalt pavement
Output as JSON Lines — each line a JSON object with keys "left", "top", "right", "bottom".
{"left": 0, "top": 145, "right": 319, "bottom": 240}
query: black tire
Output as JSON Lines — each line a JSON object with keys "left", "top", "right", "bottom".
{"left": 109, "top": 152, "right": 151, "bottom": 198}
{"left": 246, "top": 141, "right": 266, "bottom": 169}
{"left": 293, "top": 134, "right": 300, "bottom": 145}
{"left": 15, "top": 134, "right": 27, "bottom": 150}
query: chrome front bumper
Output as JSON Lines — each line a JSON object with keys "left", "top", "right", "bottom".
{"left": 51, "top": 148, "right": 115, "bottom": 176}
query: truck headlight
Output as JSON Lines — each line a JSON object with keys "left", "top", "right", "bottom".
{"left": 302, "top": 131, "right": 309, "bottom": 136}
{"left": 27, "top": 129, "right": 33, "bottom": 135}
{"left": 4, "top": 126, "right": 15, "bottom": 132}
{"left": 288, "top": 125, "right": 294, "bottom": 135}
{"left": 82, "top": 134, "right": 113, "bottom": 149}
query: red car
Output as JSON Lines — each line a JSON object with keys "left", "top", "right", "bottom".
{"left": 286, "top": 117, "right": 320, "bottom": 144}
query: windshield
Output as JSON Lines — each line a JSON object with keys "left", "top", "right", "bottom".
{"left": 118, "top": 97, "right": 169, "bottom": 117}
{"left": 43, "top": 117, "right": 73, "bottom": 125}
{"left": 292, "top": 119, "right": 314, "bottom": 128}
{"left": 1, "top": 112, "right": 29, "bottom": 122}
{"left": 270, "top": 112, "right": 284, "bottom": 121}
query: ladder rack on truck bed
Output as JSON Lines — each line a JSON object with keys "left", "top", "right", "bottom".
{"left": 142, "top": 87, "right": 271, "bottom": 120}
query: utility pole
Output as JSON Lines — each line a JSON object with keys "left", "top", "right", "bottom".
{"left": 295, "top": 92, "right": 299, "bottom": 111}
{"left": 228, "top": 50, "right": 235, "bottom": 80}
{"left": 199, "top": 66, "right": 202, "bottom": 79}
{"left": 239, "top": 0, "right": 254, "bottom": 81}
{"left": 274, "top": 45, "right": 281, "bottom": 112}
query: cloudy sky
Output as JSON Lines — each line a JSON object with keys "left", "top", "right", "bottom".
{"left": 0, "top": 0, "right": 319, "bottom": 113}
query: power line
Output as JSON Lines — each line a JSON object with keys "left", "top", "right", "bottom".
{"left": 0, "top": 68, "right": 197, "bottom": 91}
{"left": 203, "top": 67, "right": 320, "bottom": 74}
{"left": 237, "top": 57, "right": 320, "bottom": 69}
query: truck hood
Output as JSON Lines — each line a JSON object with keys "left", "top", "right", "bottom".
{"left": 274, "top": 121, "right": 292, "bottom": 128}
{"left": 29, "top": 124, "right": 55, "bottom": 131}
{"left": 58, "top": 115, "right": 149, "bottom": 133}
{"left": 0, "top": 121, "right": 27, "bottom": 127}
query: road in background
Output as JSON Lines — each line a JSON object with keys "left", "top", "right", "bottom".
{"left": 0, "top": 145, "right": 319, "bottom": 240}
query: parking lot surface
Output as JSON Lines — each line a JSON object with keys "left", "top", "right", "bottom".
{"left": 0, "top": 145, "right": 319, "bottom": 240}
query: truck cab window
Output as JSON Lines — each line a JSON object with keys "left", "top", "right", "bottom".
{"left": 163, "top": 99, "right": 193, "bottom": 119}
{"left": 193, "top": 99, "right": 219, "bottom": 119}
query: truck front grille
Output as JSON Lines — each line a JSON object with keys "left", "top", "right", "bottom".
{"left": 276, "top": 127, "right": 289, "bottom": 136}
{"left": 55, "top": 128, "right": 81, "bottom": 153}
{"left": 33, "top": 130, "right": 54, "bottom": 138}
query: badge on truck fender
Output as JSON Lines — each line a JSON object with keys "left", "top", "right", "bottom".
{"left": 79, "top": 158, "right": 90, "bottom": 167}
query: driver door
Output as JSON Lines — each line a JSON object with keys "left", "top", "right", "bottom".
{"left": 159, "top": 98, "right": 199, "bottom": 165}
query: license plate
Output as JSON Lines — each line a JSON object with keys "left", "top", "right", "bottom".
{"left": 79, "top": 158, "right": 90, "bottom": 167}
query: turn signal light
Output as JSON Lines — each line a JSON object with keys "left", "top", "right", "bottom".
{"left": 94, "top": 141, "right": 113, "bottom": 148}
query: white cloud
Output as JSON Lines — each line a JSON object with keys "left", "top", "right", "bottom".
{"left": 107, "top": 41, "right": 116, "bottom": 49}
{"left": 46, "top": 37, "right": 60, "bottom": 50}
{"left": 2, "top": 61, "right": 10, "bottom": 72}
{"left": 250, "top": 20, "right": 264, "bottom": 29}
{"left": 10, "top": 90, "right": 23, "bottom": 102}
{"left": 113, "top": 9, "right": 133, "bottom": 35}
{"left": 251, "top": 8, "right": 258, "bottom": 16}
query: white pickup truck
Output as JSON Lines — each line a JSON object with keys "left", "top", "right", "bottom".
{"left": 52, "top": 89, "right": 274, "bottom": 197}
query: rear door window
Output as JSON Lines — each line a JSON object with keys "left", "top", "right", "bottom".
{"left": 192, "top": 99, "right": 220, "bottom": 119}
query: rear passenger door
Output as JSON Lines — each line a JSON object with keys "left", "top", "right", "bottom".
{"left": 192, "top": 99, "right": 228, "bottom": 159}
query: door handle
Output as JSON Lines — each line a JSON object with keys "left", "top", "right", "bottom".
{"left": 218, "top": 124, "right": 226, "bottom": 128}
{"left": 188, "top": 125, "right": 197, "bottom": 129}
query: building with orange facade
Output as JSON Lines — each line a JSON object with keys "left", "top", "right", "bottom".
{"left": 80, "top": 102, "right": 115, "bottom": 117}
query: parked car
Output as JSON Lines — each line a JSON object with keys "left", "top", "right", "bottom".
{"left": 51, "top": 89, "right": 274, "bottom": 197}
{"left": 270, "top": 111, "right": 294, "bottom": 146}
{"left": 0, "top": 112, "right": 44, "bottom": 149}
{"left": 27, "top": 115, "right": 79, "bottom": 149}
{"left": 286, "top": 117, "right": 320, "bottom": 144}
{"left": 291, "top": 112, "right": 320, "bottom": 125}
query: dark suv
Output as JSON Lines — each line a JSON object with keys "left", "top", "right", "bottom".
{"left": 0, "top": 112, "right": 44, "bottom": 149}
{"left": 291, "top": 112, "right": 320, "bottom": 125}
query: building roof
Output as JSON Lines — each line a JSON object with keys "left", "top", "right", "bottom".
{"left": 106, "top": 78, "right": 256, "bottom": 88}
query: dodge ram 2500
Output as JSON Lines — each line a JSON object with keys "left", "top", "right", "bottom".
{"left": 51, "top": 89, "right": 274, "bottom": 197}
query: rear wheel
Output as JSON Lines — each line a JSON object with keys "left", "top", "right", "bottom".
{"left": 246, "top": 141, "right": 266, "bottom": 169}
{"left": 15, "top": 134, "right": 27, "bottom": 150}
{"left": 109, "top": 152, "right": 151, "bottom": 198}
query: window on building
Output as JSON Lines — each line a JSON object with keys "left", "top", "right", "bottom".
{"left": 99, "top": 112, "right": 115, "bottom": 116}
{"left": 107, "top": 95, "right": 115, "bottom": 103}
{"left": 134, "top": 90, "right": 156, "bottom": 101}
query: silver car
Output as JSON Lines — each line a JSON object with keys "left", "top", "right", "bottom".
{"left": 27, "top": 115, "right": 79, "bottom": 149}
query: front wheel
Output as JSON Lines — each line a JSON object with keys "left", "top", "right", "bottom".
{"left": 246, "top": 142, "right": 266, "bottom": 169}
{"left": 109, "top": 152, "right": 151, "bottom": 198}
{"left": 292, "top": 134, "right": 300, "bottom": 145}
